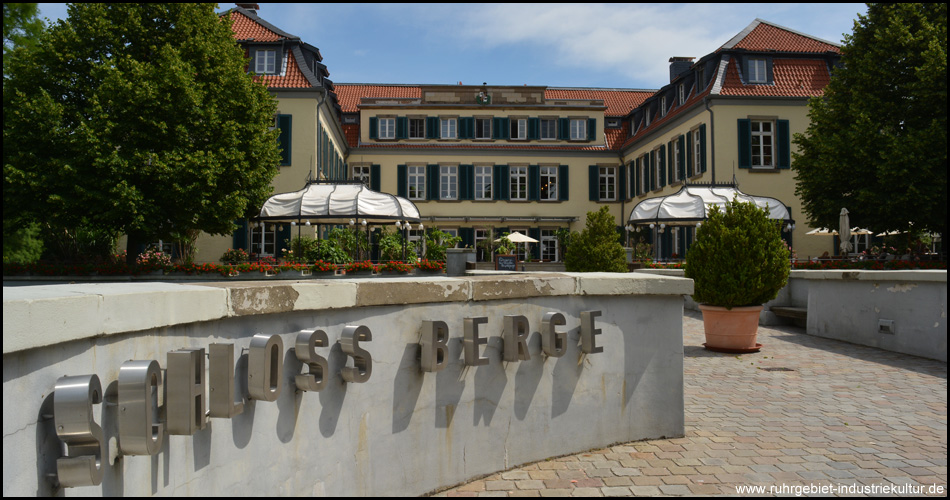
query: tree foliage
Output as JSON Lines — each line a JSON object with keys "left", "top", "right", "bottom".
{"left": 685, "top": 199, "right": 790, "bottom": 308}
{"left": 3, "top": 3, "right": 44, "bottom": 75}
{"left": 3, "top": 3, "right": 280, "bottom": 259}
{"left": 564, "top": 206, "right": 627, "bottom": 272}
{"left": 792, "top": 3, "right": 947, "bottom": 238}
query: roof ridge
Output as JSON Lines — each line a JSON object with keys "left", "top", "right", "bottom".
{"left": 229, "top": 6, "right": 300, "bottom": 41}
{"left": 753, "top": 18, "right": 843, "bottom": 48}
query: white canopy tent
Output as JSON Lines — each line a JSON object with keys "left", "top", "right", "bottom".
{"left": 627, "top": 184, "right": 793, "bottom": 227}
{"left": 256, "top": 181, "right": 421, "bottom": 224}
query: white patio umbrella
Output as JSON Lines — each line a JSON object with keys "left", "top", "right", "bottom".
{"left": 839, "top": 208, "right": 852, "bottom": 254}
{"left": 501, "top": 231, "right": 538, "bottom": 243}
{"left": 806, "top": 227, "right": 837, "bottom": 235}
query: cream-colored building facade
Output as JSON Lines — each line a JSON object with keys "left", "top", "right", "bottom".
{"left": 200, "top": 6, "right": 842, "bottom": 264}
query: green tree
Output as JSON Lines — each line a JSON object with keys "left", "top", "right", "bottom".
{"left": 793, "top": 3, "right": 947, "bottom": 241}
{"left": 3, "top": 3, "right": 280, "bottom": 263}
{"left": 3, "top": 3, "right": 44, "bottom": 76}
{"left": 564, "top": 206, "right": 627, "bottom": 272}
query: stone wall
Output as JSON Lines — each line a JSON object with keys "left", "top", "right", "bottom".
{"left": 2, "top": 272, "right": 691, "bottom": 496}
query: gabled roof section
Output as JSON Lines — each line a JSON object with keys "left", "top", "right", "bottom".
{"left": 719, "top": 58, "right": 831, "bottom": 97}
{"left": 720, "top": 19, "right": 841, "bottom": 54}
{"left": 224, "top": 6, "right": 299, "bottom": 42}
{"left": 335, "top": 84, "right": 422, "bottom": 113}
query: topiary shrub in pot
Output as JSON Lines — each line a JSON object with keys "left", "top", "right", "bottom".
{"left": 684, "top": 198, "right": 790, "bottom": 352}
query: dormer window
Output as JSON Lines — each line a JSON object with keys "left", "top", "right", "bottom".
{"left": 660, "top": 97, "right": 667, "bottom": 117}
{"left": 255, "top": 49, "right": 276, "bottom": 74}
{"left": 748, "top": 58, "right": 768, "bottom": 83}
{"left": 678, "top": 84, "right": 686, "bottom": 105}
{"left": 645, "top": 107, "right": 651, "bottom": 127}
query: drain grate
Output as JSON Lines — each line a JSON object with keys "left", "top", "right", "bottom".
{"left": 760, "top": 367, "right": 795, "bottom": 372}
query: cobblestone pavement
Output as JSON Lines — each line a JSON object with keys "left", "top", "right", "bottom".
{"left": 433, "top": 310, "right": 947, "bottom": 497}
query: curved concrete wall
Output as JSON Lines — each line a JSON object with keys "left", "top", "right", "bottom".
{"left": 2, "top": 273, "right": 691, "bottom": 496}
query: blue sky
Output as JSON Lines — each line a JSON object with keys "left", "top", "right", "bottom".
{"left": 37, "top": 3, "right": 867, "bottom": 90}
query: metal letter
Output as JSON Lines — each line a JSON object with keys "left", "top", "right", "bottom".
{"left": 294, "top": 329, "right": 329, "bottom": 392}
{"left": 248, "top": 334, "right": 284, "bottom": 401}
{"left": 581, "top": 310, "right": 604, "bottom": 354}
{"left": 420, "top": 320, "right": 449, "bottom": 372}
{"left": 503, "top": 315, "right": 531, "bottom": 361}
{"left": 541, "top": 312, "right": 568, "bottom": 357}
{"left": 166, "top": 348, "right": 207, "bottom": 435}
{"left": 340, "top": 325, "right": 373, "bottom": 383}
{"left": 118, "top": 360, "right": 164, "bottom": 456}
{"left": 54, "top": 375, "right": 106, "bottom": 487}
{"left": 463, "top": 316, "right": 489, "bottom": 366}
{"left": 209, "top": 343, "right": 244, "bottom": 417}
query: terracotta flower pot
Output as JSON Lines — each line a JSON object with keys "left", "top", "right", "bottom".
{"left": 698, "top": 304, "right": 763, "bottom": 352}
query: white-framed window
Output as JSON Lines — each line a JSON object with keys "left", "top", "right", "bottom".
{"left": 540, "top": 166, "right": 558, "bottom": 201}
{"left": 751, "top": 120, "right": 774, "bottom": 168}
{"left": 678, "top": 84, "right": 686, "bottom": 105}
{"left": 653, "top": 148, "right": 663, "bottom": 189}
{"left": 250, "top": 224, "right": 276, "bottom": 256}
{"left": 569, "top": 118, "right": 587, "bottom": 140}
{"left": 407, "top": 229, "right": 425, "bottom": 256}
{"left": 255, "top": 49, "right": 276, "bottom": 74}
{"left": 441, "top": 117, "right": 457, "bottom": 139}
{"left": 474, "top": 117, "right": 491, "bottom": 139}
{"left": 540, "top": 118, "right": 557, "bottom": 140}
{"left": 408, "top": 165, "right": 426, "bottom": 200}
{"left": 408, "top": 117, "right": 425, "bottom": 139}
{"left": 540, "top": 229, "right": 559, "bottom": 262}
{"left": 510, "top": 166, "right": 528, "bottom": 201}
{"left": 660, "top": 97, "right": 667, "bottom": 117}
{"left": 670, "top": 138, "right": 681, "bottom": 183}
{"left": 638, "top": 155, "right": 649, "bottom": 195}
{"left": 475, "top": 228, "right": 490, "bottom": 261}
{"left": 671, "top": 227, "right": 681, "bottom": 259}
{"left": 690, "top": 127, "right": 702, "bottom": 177}
{"left": 749, "top": 58, "right": 768, "bottom": 83}
{"left": 475, "top": 165, "right": 493, "bottom": 200}
{"left": 510, "top": 118, "right": 527, "bottom": 140}
{"left": 645, "top": 108, "right": 652, "bottom": 127}
{"left": 440, "top": 165, "right": 458, "bottom": 200}
{"left": 352, "top": 164, "right": 371, "bottom": 186}
{"left": 599, "top": 166, "right": 616, "bottom": 201}
{"left": 378, "top": 117, "right": 395, "bottom": 140}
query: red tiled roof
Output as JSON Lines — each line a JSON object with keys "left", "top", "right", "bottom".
{"left": 605, "top": 122, "right": 629, "bottom": 150}
{"left": 732, "top": 21, "right": 840, "bottom": 54}
{"left": 335, "top": 85, "right": 422, "bottom": 113}
{"left": 545, "top": 89, "right": 652, "bottom": 116}
{"left": 343, "top": 123, "right": 360, "bottom": 148}
{"left": 252, "top": 50, "right": 311, "bottom": 89}
{"left": 720, "top": 58, "right": 830, "bottom": 97}
{"left": 228, "top": 11, "right": 283, "bottom": 42}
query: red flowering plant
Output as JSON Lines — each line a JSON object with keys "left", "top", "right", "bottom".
{"left": 135, "top": 248, "right": 172, "bottom": 274}
{"left": 309, "top": 261, "right": 337, "bottom": 273}
{"left": 416, "top": 259, "right": 445, "bottom": 272}
{"left": 377, "top": 261, "right": 414, "bottom": 273}
{"left": 344, "top": 260, "right": 375, "bottom": 273}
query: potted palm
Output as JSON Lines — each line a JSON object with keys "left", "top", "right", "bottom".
{"left": 684, "top": 198, "right": 790, "bottom": 352}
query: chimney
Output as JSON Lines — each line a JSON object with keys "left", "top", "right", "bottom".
{"left": 236, "top": 3, "right": 260, "bottom": 15}
{"left": 669, "top": 57, "right": 695, "bottom": 83}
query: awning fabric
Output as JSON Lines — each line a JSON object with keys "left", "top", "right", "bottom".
{"left": 627, "top": 184, "right": 791, "bottom": 226}
{"left": 256, "top": 182, "right": 421, "bottom": 223}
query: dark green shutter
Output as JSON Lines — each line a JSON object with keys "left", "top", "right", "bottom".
{"left": 528, "top": 165, "right": 540, "bottom": 201}
{"left": 589, "top": 165, "right": 599, "bottom": 201}
{"left": 369, "top": 116, "right": 378, "bottom": 140}
{"left": 647, "top": 152, "right": 655, "bottom": 191}
{"left": 677, "top": 135, "right": 686, "bottom": 180}
{"left": 370, "top": 164, "right": 381, "bottom": 191}
{"left": 460, "top": 117, "right": 473, "bottom": 139}
{"left": 528, "top": 118, "right": 540, "bottom": 140}
{"left": 699, "top": 124, "right": 707, "bottom": 173}
{"left": 493, "top": 117, "right": 509, "bottom": 140}
{"left": 277, "top": 224, "right": 292, "bottom": 258}
{"left": 396, "top": 117, "right": 408, "bottom": 139}
{"left": 459, "top": 227, "right": 474, "bottom": 249}
{"left": 634, "top": 158, "right": 641, "bottom": 195}
{"left": 558, "top": 165, "right": 569, "bottom": 201}
{"left": 460, "top": 165, "right": 473, "bottom": 200}
{"left": 427, "top": 165, "right": 439, "bottom": 200}
{"left": 397, "top": 165, "right": 407, "bottom": 197}
{"left": 659, "top": 148, "right": 667, "bottom": 187}
{"left": 618, "top": 163, "right": 627, "bottom": 200}
{"left": 686, "top": 131, "right": 694, "bottom": 177}
{"left": 232, "top": 219, "right": 248, "bottom": 251}
{"left": 777, "top": 119, "right": 791, "bottom": 169}
{"left": 494, "top": 165, "right": 509, "bottom": 201}
{"left": 558, "top": 118, "right": 569, "bottom": 140}
{"left": 587, "top": 118, "right": 596, "bottom": 141}
{"left": 529, "top": 228, "right": 541, "bottom": 260}
{"left": 426, "top": 117, "right": 439, "bottom": 139}
{"left": 278, "top": 114, "right": 292, "bottom": 166}
{"left": 738, "top": 119, "right": 751, "bottom": 168}
{"left": 667, "top": 142, "right": 674, "bottom": 185}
